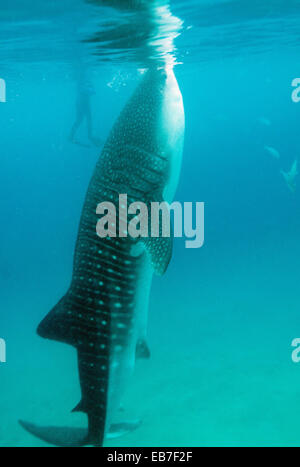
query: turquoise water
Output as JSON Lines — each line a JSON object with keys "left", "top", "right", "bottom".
{"left": 1, "top": 0, "right": 300, "bottom": 447}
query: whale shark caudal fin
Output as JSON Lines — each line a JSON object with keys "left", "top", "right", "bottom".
{"left": 19, "top": 420, "right": 89, "bottom": 447}
{"left": 35, "top": 293, "right": 109, "bottom": 446}
{"left": 19, "top": 420, "right": 141, "bottom": 447}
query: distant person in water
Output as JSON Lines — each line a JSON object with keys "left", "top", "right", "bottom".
{"left": 69, "top": 80, "right": 101, "bottom": 148}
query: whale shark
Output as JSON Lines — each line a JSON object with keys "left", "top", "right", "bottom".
{"left": 20, "top": 65, "right": 185, "bottom": 446}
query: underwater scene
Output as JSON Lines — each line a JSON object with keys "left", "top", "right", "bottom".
{"left": 1, "top": 0, "right": 300, "bottom": 448}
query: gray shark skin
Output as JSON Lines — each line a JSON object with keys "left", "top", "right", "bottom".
{"left": 20, "top": 66, "right": 185, "bottom": 447}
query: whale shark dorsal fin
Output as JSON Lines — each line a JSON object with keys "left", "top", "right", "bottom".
{"left": 72, "top": 400, "right": 87, "bottom": 414}
{"left": 37, "top": 293, "right": 76, "bottom": 346}
{"left": 141, "top": 235, "right": 173, "bottom": 275}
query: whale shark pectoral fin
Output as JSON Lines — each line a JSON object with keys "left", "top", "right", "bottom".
{"left": 136, "top": 338, "right": 151, "bottom": 359}
{"left": 140, "top": 192, "right": 173, "bottom": 275}
{"left": 107, "top": 420, "right": 142, "bottom": 440}
{"left": 19, "top": 420, "right": 89, "bottom": 447}
{"left": 141, "top": 235, "right": 173, "bottom": 275}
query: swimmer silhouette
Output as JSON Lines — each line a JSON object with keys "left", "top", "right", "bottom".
{"left": 69, "top": 79, "right": 102, "bottom": 148}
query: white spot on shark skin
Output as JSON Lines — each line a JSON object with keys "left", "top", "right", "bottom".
{"left": 264, "top": 145, "right": 280, "bottom": 160}
{"left": 281, "top": 159, "right": 298, "bottom": 193}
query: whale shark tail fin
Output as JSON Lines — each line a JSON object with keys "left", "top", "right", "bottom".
{"left": 19, "top": 420, "right": 141, "bottom": 446}
{"left": 37, "top": 292, "right": 79, "bottom": 347}
{"left": 19, "top": 420, "right": 90, "bottom": 447}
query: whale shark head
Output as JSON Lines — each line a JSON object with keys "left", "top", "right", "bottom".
{"left": 84, "top": 0, "right": 182, "bottom": 68}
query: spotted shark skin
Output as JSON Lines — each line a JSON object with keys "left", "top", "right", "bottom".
{"left": 20, "top": 67, "right": 185, "bottom": 447}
